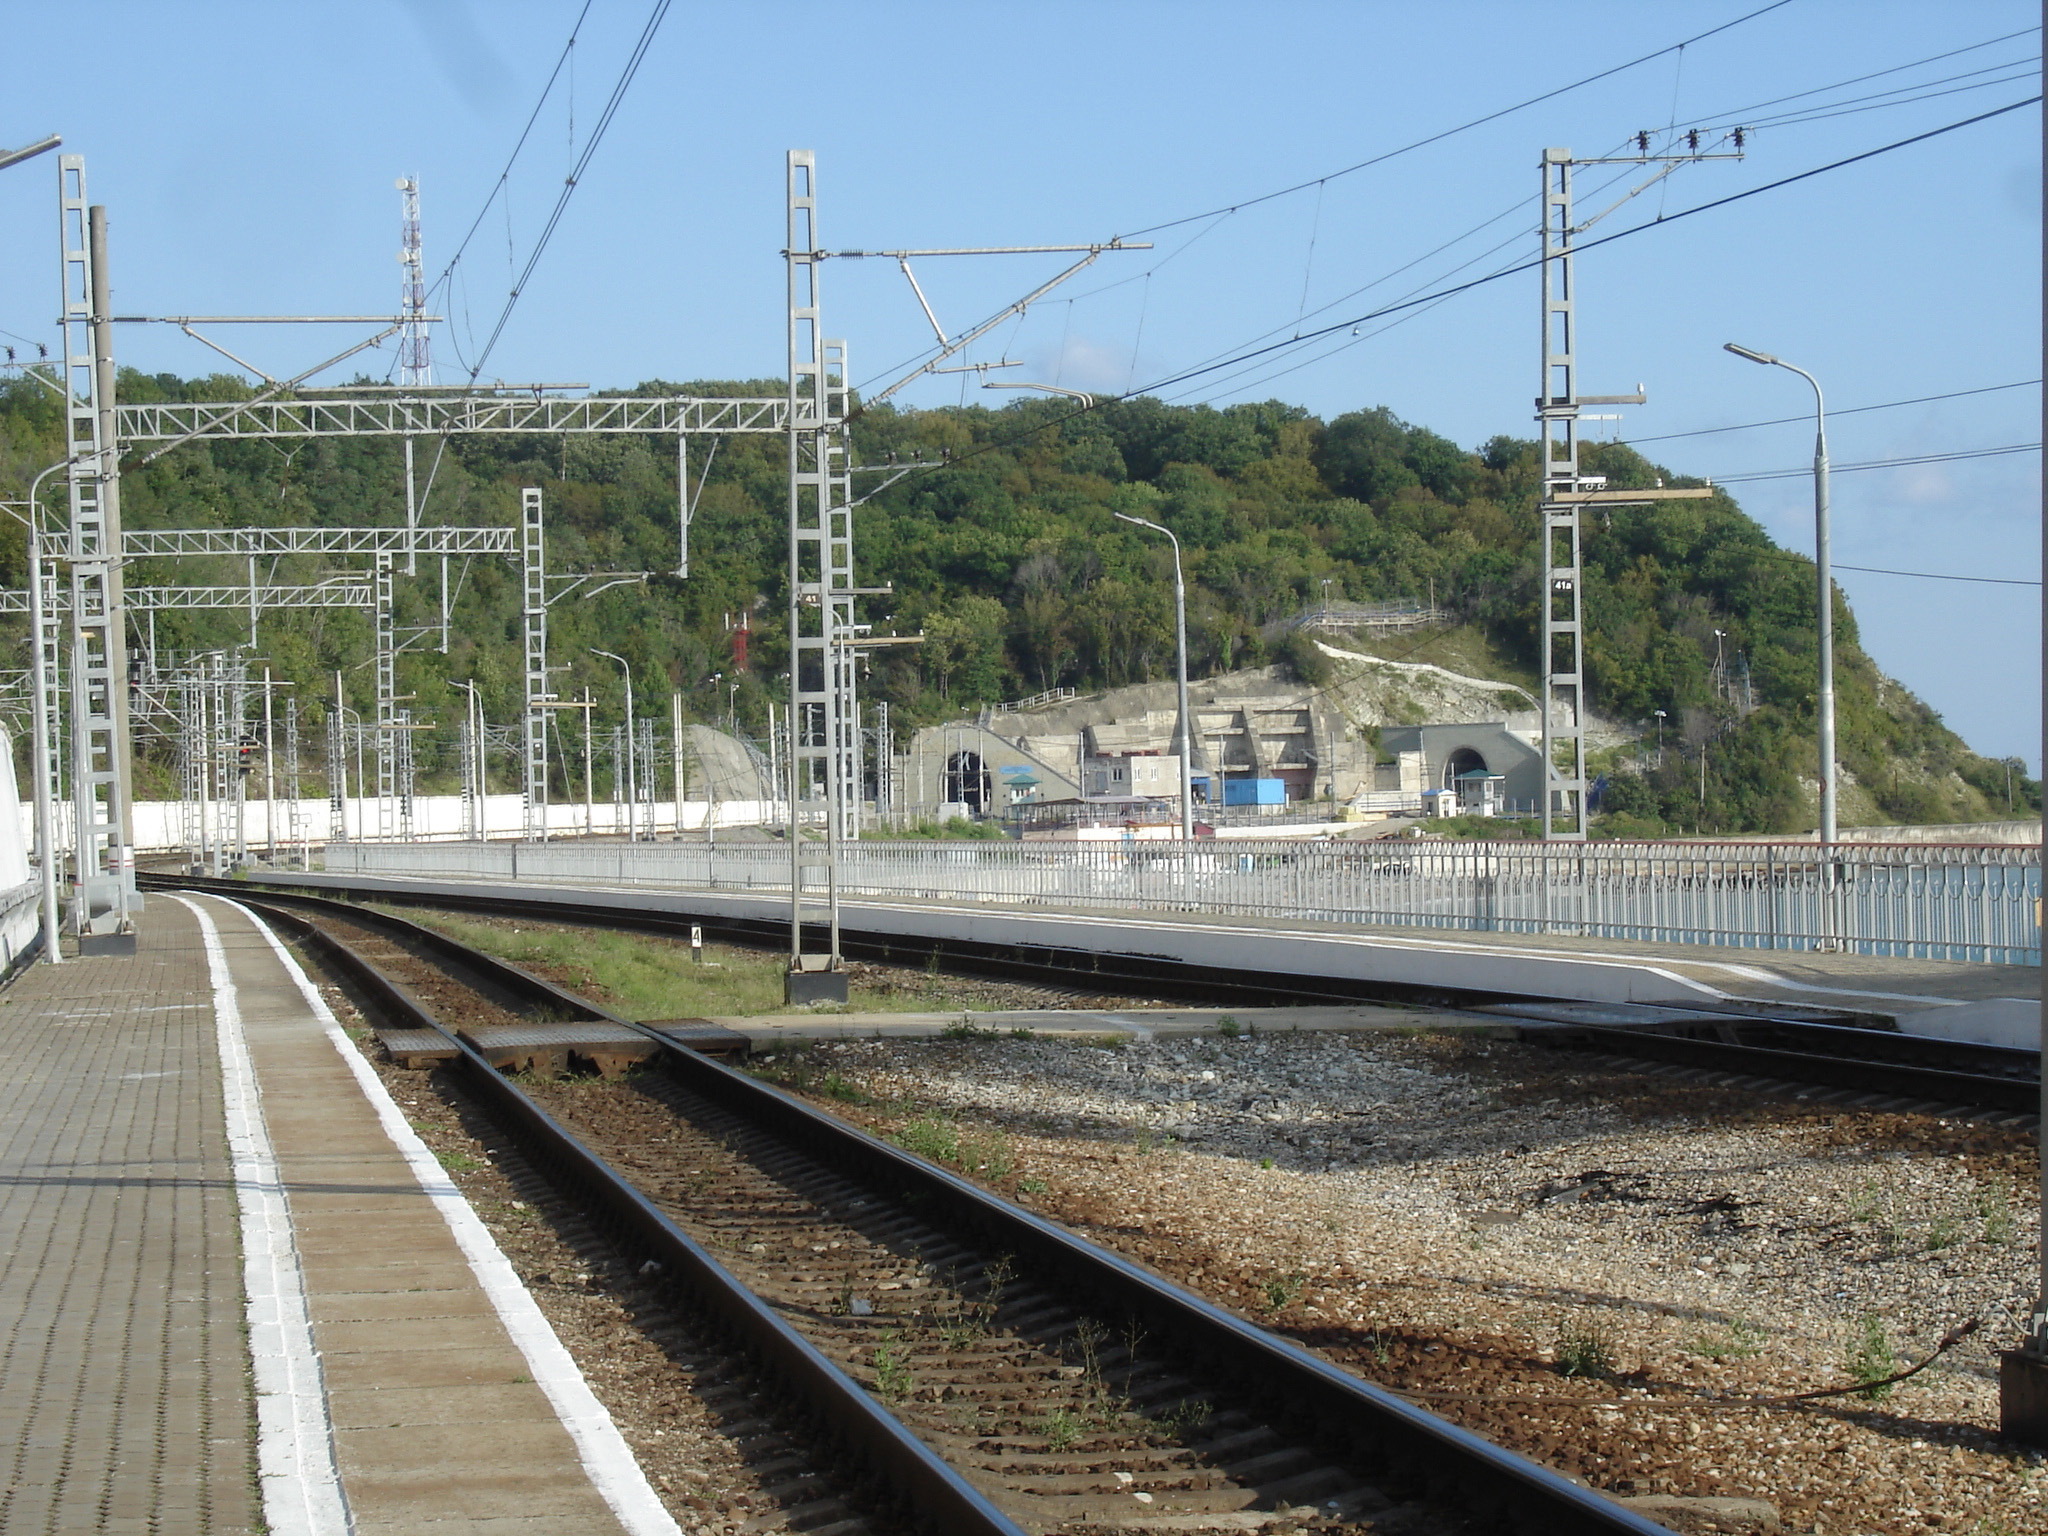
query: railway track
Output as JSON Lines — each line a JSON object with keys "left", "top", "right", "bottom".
{"left": 181, "top": 882, "right": 1677, "bottom": 1535}
{"left": 156, "top": 872, "right": 2040, "bottom": 1121}
{"left": 1481, "top": 1001, "right": 2039, "bottom": 1121}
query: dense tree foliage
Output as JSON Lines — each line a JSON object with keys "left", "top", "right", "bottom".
{"left": 0, "top": 369, "right": 2029, "bottom": 831}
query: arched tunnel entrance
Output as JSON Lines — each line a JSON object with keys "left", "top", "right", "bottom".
{"left": 945, "top": 751, "right": 991, "bottom": 814}
{"left": 1442, "top": 746, "right": 1489, "bottom": 790}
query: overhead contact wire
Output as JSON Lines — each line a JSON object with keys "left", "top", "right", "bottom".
{"left": 1111, "top": 0, "right": 1796, "bottom": 240}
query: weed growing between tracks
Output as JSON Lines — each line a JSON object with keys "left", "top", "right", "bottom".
{"left": 891, "top": 1113, "right": 1016, "bottom": 1178}
{"left": 758, "top": 1027, "right": 2044, "bottom": 1534}
{"left": 1844, "top": 1315, "right": 1902, "bottom": 1402}
{"left": 1554, "top": 1318, "right": 1619, "bottom": 1381}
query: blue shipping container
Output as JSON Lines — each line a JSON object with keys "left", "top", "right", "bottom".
{"left": 1223, "top": 778, "right": 1286, "bottom": 806}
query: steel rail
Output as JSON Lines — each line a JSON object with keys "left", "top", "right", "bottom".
{"left": 1519, "top": 1019, "right": 2039, "bottom": 1115}
{"left": 162, "top": 876, "right": 1676, "bottom": 1534}
{"left": 199, "top": 869, "right": 2041, "bottom": 1120}
{"left": 219, "top": 892, "right": 1022, "bottom": 1536}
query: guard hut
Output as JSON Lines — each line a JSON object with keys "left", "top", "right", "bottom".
{"left": 1452, "top": 768, "right": 1507, "bottom": 818}
{"left": 1002, "top": 769, "right": 1041, "bottom": 811}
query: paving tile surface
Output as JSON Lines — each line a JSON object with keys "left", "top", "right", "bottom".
{"left": 0, "top": 895, "right": 652, "bottom": 1534}
{"left": 0, "top": 903, "right": 257, "bottom": 1535}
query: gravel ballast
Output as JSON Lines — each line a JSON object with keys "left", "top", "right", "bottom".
{"left": 763, "top": 1027, "right": 2043, "bottom": 1535}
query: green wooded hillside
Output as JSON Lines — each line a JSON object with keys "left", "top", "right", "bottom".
{"left": 0, "top": 369, "right": 2032, "bottom": 834}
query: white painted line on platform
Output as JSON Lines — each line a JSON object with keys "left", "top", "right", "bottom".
{"left": 217, "top": 896, "right": 682, "bottom": 1536}
{"left": 173, "top": 895, "right": 352, "bottom": 1536}
{"left": 859, "top": 899, "right": 1995, "bottom": 1009}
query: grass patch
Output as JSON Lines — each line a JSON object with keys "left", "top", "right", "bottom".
{"left": 1844, "top": 1313, "right": 1901, "bottom": 1400}
{"left": 866, "top": 816, "right": 1009, "bottom": 841}
{"left": 1686, "top": 1318, "right": 1768, "bottom": 1362}
{"left": 752, "top": 1051, "right": 875, "bottom": 1104}
{"left": 871, "top": 1332, "right": 913, "bottom": 1400}
{"left": 395, "top": 906, "right": 1037, "bottom": 1018}
{"left": 1979, "top": 1182, "right": 2015, "bottom": 1246}
{"left": 1260, "top": 1272, "right": 1307, "bottom": 1313}
{"left": 1554, "top": 1318, "right": 1618, "bottom": 1380}
{"left": 893, "top": 1113, "right": 1015, "bottom": 1179}
{"left": 1035, "top": 1406, "right": 1083, "bottom": 1451}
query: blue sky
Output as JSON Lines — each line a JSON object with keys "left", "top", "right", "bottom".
{"left": 1, "top": 1, "right": 2039, "bottom": 771}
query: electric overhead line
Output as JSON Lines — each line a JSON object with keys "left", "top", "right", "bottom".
{"left": 1739, "top": 544, "right": 2043, "bottom": 589}
{"left": 1153, "top": 95, "right": 2042, "bottom": 403}
{"left": 1161, "top": 147, "right": 1686, "bottom": 408}
{"left": 1670, "top": 24, "right": 2039, "bottom": 134}
{"left": 874, "top": 11, "right": 1983, "bottom": 412}
{"left": 1689, "top": 60, "right": 2042, "bottom": 135}
{"left": 873, "top": 3, "right": 1799, "bottom": 398}
{"left": 428, "top": 0, "right": 594, "bottom": 373}
{"left": 1707, "top": 441, "right": 2040, "bottom": 483}
{"left": 863, "top": 25, "right": 2034, "bottom": 418}
{"left": 1112, "top": 0, "right": 1795, "bottom": 241}
{"left": 1146, "top": 52, "right": 2038, "bottom": 411}
{"left": 1078, "top": 37, "right": 2041, "bottom": 414}
{"left": 1627, "top": 381, "right": 2041, "bottom": 444}
{"left": 1838, "top": 563, "right": 2040, "bottom": 588}
{"left": 465, "top": 0, "right": 671, "bottom": 382}
{"left": 863, "top": 94, "right": 2041, "bottom": 495}
{"left": 913, "top": 7, "right": 1792, "bottom": 389}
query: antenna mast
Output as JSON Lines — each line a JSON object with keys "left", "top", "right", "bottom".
{"left": 397, "top": 177, "right": 431, "bottom": 387}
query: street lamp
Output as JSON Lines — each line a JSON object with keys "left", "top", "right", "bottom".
{"left": 591, "top": 649, "right": 636, "bottom": 841}
{"left": 449, "top": 680, "right": 485, "bottom": 840}
{"left": 1113, "top": 513, "right": 1194, "bottom": 844}
{"left": 1653, "top": 708, "right": 1667, "bottom": 757}
{"left": 1725, "top": 342, "right": 1834, "bottom": 845}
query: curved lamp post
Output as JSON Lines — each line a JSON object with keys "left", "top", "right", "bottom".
{"left": 1112, "top": 513, "right": 1194, "bottom": 845}
{"left": 591, "top": 649, "right": 636, "bottom": 841}
{"left": 1725, "top": 343, "right": 1834, "bottom": 845}
{"left": 449, "top": 680, "right": 485, "bottom": 840}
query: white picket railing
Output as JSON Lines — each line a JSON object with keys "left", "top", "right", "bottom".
{"left": 322, "top": 835, "right": 2042, "bottom": 966}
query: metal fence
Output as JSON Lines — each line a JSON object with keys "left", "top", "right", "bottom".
{"left": 323, "top": 835, "right": 2043, "bottom": 966}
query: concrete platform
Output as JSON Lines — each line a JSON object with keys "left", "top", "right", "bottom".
{"left": 0, "top": 896, "right": 678, "bottom": 1535}
{"left": 0, "top": 898, "right": 256, "bottom": 1535}
{"left": 257, "top": 870, "right": 2040, "bottom": 1040}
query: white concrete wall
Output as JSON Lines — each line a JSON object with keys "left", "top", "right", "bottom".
{"left": 17, "top": 794, "right": 778, "bottom": 854}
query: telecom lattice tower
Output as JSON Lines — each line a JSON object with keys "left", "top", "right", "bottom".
{"left": 397, "top": 177, "right": 431, "bottom": 388}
